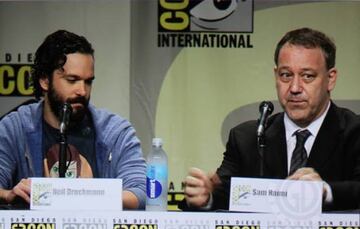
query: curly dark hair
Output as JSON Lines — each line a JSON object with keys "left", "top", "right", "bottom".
{"left": 274, "top": 27, "right": 336, "bottom": 70}
{"left": 31, "top": 30, "right": 94, "bottom": 99}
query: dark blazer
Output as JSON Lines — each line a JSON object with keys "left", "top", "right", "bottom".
{"left": 212, "top": 102, "right": 360, "bottom": 211}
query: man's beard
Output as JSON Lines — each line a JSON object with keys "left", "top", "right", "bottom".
{"left": 48, "top": 84, "right": 89, "bottom": 124}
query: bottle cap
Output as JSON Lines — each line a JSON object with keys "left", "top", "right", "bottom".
{"left": 152, "top": 138, "right": 163, "bottom": 147}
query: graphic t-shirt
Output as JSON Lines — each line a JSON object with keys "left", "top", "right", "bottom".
{"left": 42, "top": 114, "right": 98, "bottom": 178}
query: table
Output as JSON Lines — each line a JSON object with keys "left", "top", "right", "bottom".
{"left": 1, "top": 210, "right": 359, "bottom": 229}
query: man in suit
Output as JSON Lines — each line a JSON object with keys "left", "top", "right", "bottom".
{"left": 183, "top": 27, "right": 360, "bottom": 211}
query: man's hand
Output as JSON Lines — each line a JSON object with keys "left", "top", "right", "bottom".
{"left": 287, "top": 167, "right": 328, "bottom": 199}
{"left": 184, "top": 167, "right": 214, "bottom": 208}
{"left": 287, "top": 167, "right": 322, "bottom": 181}
{"left": 0, "top": 178, "right": 31, "bottom": 204}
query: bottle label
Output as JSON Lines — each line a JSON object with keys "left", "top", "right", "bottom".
{"left": 146, "top": 164, "right": 167, "bottom": 199}
{"left": 146, "top": 177, "right": 162, "bottom": 198}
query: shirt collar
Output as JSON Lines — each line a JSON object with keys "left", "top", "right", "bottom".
{"left": 284, "top": 101, "right": 331, "bottom": 140}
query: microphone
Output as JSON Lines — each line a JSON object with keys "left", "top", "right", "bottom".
{"left": 59, "top": 103, "right": 73, "bottom": 134}
{"left": 257, "top": 101, "right": 274, "bottom": 137}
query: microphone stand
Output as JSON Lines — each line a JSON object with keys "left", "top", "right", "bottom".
{"left": 256, "top": 101, "right": 273, "bottom": 177}
{"left": 257, "top": 134, "right": 266, "bottom": 177}
{"left": 58, "top": 103, "right": 72, "bottom": 178}
{"left": 59, "top": 132, "right": 67, "bottom": 178}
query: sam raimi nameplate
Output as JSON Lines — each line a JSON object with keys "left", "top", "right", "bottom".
{"left": 229, "top": 177, "right": 322, "bottom": 216}
{"left": 31, "top": 178, "right": 122, "bottom": 210}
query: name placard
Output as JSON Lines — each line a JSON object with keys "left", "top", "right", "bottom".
{"left": 30, "top": 178, "right": 122, "bottom": 210}
{"left": 229, "top": 177, "right": 322, "bottom": 217}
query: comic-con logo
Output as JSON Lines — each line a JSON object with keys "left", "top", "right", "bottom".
{"left": 113, "top": 224, "right": 158, "bottom": 229}
{"left": 0, "top": 53, "right": 34, "bottom": 96}
{"left": 231, "top": 184, "right": 251, "bottom": 205}
{"left": 32, "top": 183, "right": 52, "bottom": 206}
{"left": 63, "top": 223, "right": 107, "bottom": 229}
{"left": 11, "top": 223, "right": 55, "bottom": 229}
{"left": 158, "top": 0, "right": 253, "bottom": 32}
{"left": 320, "top": 227, "right": 359, "bottom": 229}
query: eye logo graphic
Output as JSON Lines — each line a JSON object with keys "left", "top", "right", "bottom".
{"left": 158, "top": 0, "right": 253, "bottom": 32}
{"left": 32, "top": 183, "right": 52, "bottom": 206}
{"left": 190, "top": 0, "right": 240, "bottom": 31}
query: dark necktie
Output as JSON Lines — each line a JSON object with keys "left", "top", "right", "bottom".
{"left": 289, "top": 129, "right": 311, "bottom": 175}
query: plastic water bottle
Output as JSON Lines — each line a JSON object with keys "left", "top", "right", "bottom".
{"left": 146, "top": 138, "right": 168, "bottom": 211}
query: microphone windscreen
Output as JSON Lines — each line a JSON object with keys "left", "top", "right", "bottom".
{"left": 259, "top": 101, "right": 274, "bottom": 114}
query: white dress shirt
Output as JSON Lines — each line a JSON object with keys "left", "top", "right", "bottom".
{"left": 284, "top": 102, "right": 330, "bottom": 172}
{"left": 283, "top": 101, "right": 333, "bottom": 203}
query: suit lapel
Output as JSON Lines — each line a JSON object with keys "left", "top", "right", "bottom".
{"left": 307, "top": 103, "right": 342, "bottom": 170}
{"left": 263, "top": 113, "right": 288, "bottom": 178}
